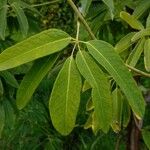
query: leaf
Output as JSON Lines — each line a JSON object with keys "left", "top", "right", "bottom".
{"left": 120, "top": 11, "right": 144, "bottom": 30}
{"left": 82, "top": 80, "right": 91, "bottom": 92}
{"left": 0, "top": 71, "right": 19, "bottom": 88}
{"left": 86, "top": 97, "right": 94, "bottom": 111}
{"left": 84, "top": 113, "right": 92, "bottom": 129}
{"left": 0, "top": 1, "right": 8, "bottom": 40}
{"left": 81, "top": 0, "right": 92, "bottom": 16}
{"left": 11, "top": 2, "right": 29, "bottom": 37}
{"left": 126, "top": 38, "right": 145, "bottom": 67}
{"left": 3, "top": 99, "right": 16, "bottom": 130}
{"left": 131, "top": 28, "right": 150, "bottom": 42}
{"left": 144, "top": 39, "right": 150, "bottom": 72}
{"left": 142, "top": 129, "right": 150, "bottom": 149}
{"left": 111, "top": 88, "right": 123, "bottom": 133}
{"left": 76, "top": 51, "right": 112, "bottom": 132}
{"left": 115, "top": 32, "right": 136, "bottom": 53}
{"left": 0, "top": 103, "right": 5, "bottom": 138}
{"left": 102, "top": 0, "right": 114, "bottom": 19}
{"left": 86, "top": 40, "right": 145, "bottom": 119}
{"left": 146, "top": 13, "right": 150, "bottom": 28}
{"left": 133, "top": 0, "right": 150, "bottom": 19}
{"left": 49, "top": 56, "right": 82, "bottom": 135}
{"left": 122, "top": 98, "right": 131, "bottom": 128}
{"left": 0, "top": 29, "right": 71, "bottom": 71}
{"left": 16, "top": 55, "right": 58, "bottom": 110}
{"left": 0, "top": 79, "right": 4, "bottom": 96}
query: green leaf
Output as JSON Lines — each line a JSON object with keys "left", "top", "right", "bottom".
{"left": 11, "top": 2, "right": 29, "bottom": 37}
{"left": 146, "top": 13, "right": 150, "bottom": 28}
{"left": 133, "top": 0, "right": 150, "bottom": 19}
{"left": 126, "top": 38, "right": 145, "bottom": 67}
{"left": 0, "top": 103, "right": 5, "bottom": 138}
{"left": 3, "top": 99, "right": 16, "bottom": 130}
{"left": 142, "top": 129, "right": 150, "bottom": 149}
{"left": 111, "top": 88, "right": 123, "bottom": 133}
{"left": 0, "top": 29, "right": 71, "bottom": 71}
{"left": 115, "top": 32, "right": 136, "bottom": 53}
{"left": 102, "top": 0, "right": 114, "bottom": 19}
{"left": 122, "top": 98, "right": 131, "bottom": 128}
{"left": 144, "top": 39, "right": 150, "bottom": 72}
{"left": 0, "top": 71, "right": 19, "bottom": 88}
{"left": 82, "top": 80, "right": 91, "bottom": 92}
{"left": 86, "top": 40, "right": 145, "bottom": 119}
{"left": 81, "top": 0, "right": 92, "bottom": 16}
{"left": 86, "top": 98, "right": 94, "bottom": 111}
{"left": 16, "top": 55, "right": 58, "bottom": 110}
{"left": 131, "top": 28, "right": 150, "bottom": 42}
{"left": 76, "top": 51, "right": 112, "bottom": 132}
{"left": 0, "top": 0, "right": 8, "bottom": 40}
{"left": 49, "top": 56, "right": 82, "bottom": 135}
{"left": 120, "top": 11, "right": 144, "bottom": 30}
{"left": 0, "top": 79, "right": 4, "bottom": 96}
{"left": 84, "top": 113, "right": 92, "bottom": 129}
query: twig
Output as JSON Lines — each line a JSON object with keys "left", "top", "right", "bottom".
{"left": 31, "top": 0, "right": 59, "bottom": 7}
{"left": 126, "top": 64, "right": 150, "bottom": 78}
{"left": 67, "top": 0, "right": 96, "bottom": 40}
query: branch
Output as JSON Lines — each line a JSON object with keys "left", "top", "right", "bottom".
{"left": 67, "top": 0, "right": 96, "bottom": 40}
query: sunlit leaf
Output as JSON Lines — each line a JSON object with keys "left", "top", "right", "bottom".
{"left": 120, "top": 11, "right": 144, "bottom": 30}
{"left": 81, "top": 0, "right": 92, "bottom": 16}
{"left": 0, "top": 29, "right": 71, "bottom": 71}
{"left": 146, "top": 13, "right": 150, "bottom": 28}
{"left": 16, "top": 55, "right": 58, "bottom": 110}
{"left": 86, "top": 40, "right": 145, "bottom": 119}
{"left": 49, "top": 56, "right": 82, "bottom": 135}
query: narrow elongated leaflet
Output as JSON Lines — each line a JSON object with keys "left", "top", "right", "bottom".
{"left": 102, "top": 0, "right": 114, "bottom": 19}
{"left": 126, "top": 38, "right": 145, "bottom": 67}
{"left": 142, "top": 129, "right": 150, "bottom": 149}
{"left": 76, "top": 51, "right": 112, "bottom": 132}
{"left": 0, "top": 79, "right": 3, "bottom": 96}
{"left": 144, "top": 39, "right": 150, "bottom": 72}
{"left": 0, "top": 71, "right": 19, "bottom": 88}
{"left": 146, "top": 13, "right": 150, "bottom": 28}
{"left": 0, "top": 29, "right": 71, "bottom": 71}
{"left": 0, "top": 103, "right": 5, "bottom": 138}
{"left": 120, "top": 11, "right": 144, "bottom": 30}
{"left": 115, "top": 32, "right": 136, "bottom": 53}
{"left": 81, "top": 0, "right": 92, "bottom": 16}
{"left": 0, "top": 0, "right": 7, "bottom": 40}
{"left": 49, "top": 56, "right": 82, "bottom": 135}
{"left": 133, "top": 0, "right": 150, "bottom": 19}
{"left": 11, "top": 2, "right": 29, "bottom": 36}
{"left": 131, "top": 28, "right": 150, "bottom": 42}
{"left": 16, "top": 55, "right": 58, "bottom": 110}
{"left": 86, "top": 40, "right": 145, "bottom": 119}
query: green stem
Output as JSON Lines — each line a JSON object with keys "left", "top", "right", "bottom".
{"left": 31, "top": 0, "right": 59, "bottom": 7}
{"left": 126, "top": 64, "right": 150, "bottom": 78}
{"left": 67, "top": 0, "right": 96, "bottom": 40}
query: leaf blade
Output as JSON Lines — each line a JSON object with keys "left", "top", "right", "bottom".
{"left": 86, "top": 40, "right": 145, "bottom": 119}
{"left": 16, "top": 55, "right": 58, "bottom": 110}
{"left": 49, "top": 56, "right": 82, "bottom": 135}
{"left": 144, "top": 38, "right": 150, "bottom": 72}
{"left": 0, "top": 29, "right": 71, "bottom": 71}
{"left": 76, "top": 51, "right": 112, "bottom": 132}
